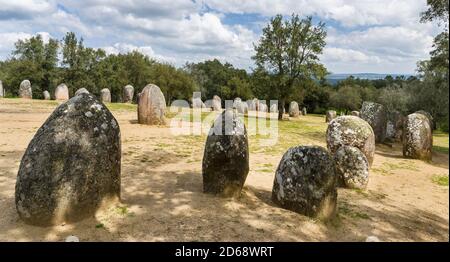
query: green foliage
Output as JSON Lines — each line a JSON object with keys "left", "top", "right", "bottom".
{"left": 253, "top": 14, "right": 327, "bottom": 118}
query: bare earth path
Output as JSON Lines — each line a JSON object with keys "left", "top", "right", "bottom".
{"left": 0, "top": 98, "right": 448, "bottom": 241}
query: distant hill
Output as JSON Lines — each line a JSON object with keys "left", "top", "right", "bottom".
{"left": 325, "top": 73, "right": 415, "bottom": 85}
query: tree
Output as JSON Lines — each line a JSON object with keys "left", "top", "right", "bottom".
{"left": 253, "top": 14, "right": 327, "bottom": 119}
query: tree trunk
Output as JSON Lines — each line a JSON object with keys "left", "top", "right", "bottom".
{"left": 278, "top": 99, "right": 285, "bottom": 120}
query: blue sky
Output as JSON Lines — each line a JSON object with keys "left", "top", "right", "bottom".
{"left": 0, "top": 0, "right": 442, "bottom": 74}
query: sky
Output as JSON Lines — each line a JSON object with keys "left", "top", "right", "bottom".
{"left": 0, "top": 0, "right": 442, "bottom": 74}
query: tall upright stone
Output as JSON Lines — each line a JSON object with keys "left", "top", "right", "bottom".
{"left": 15, "top": 93, "right": 121, "bottom": 226}
{"left": 233, "top": 98, "right": 248, "bottom": 114}
{"left": 19, "top": 80, "right": 32, "bottom": 99}
{"left": 386, "top": 110, "right": 404, "bottom": 142}
{"left": 302, "top": 107, "right": 307, "bottom": 116}
{"left": 272, "top": 146, "right": 337, "bottom": 220}
{"left": 137, "top": 84, "right": 166, "bottom": 125}
{"left": 100, "top": 88, "right": 111, "bottom": 103}
{"left": 248, "top": 98, "right": 259, "bottom": 111}
{"left": 202, "top": 109, "right": 249, "bottom": 198}
{"left": 403, "top": 113, "right": 432, "bottom": 160}
{"left": 212, "top": 95, "right": 222, "bottom": 111}
{"left": 326, "top": 116, "right": 376, "bottom": 166}
{"left": 0, "top": 80, "right": 3, "bottom": 98}
{"left": 360, "top": 101, "right": 387, "bottom": 143}
{"left": 326, "top": 110, "right": 337, "bottom": 123}
{"left": 289, "top": 101, "right": 300, "bottom": 117}
{"left": 123, "top": 85, "right": 134, "bottom": 103}
{"left": 43, "top": 90, "right": 51, "bottom": 100}
{"left": 54, "top": 83, "right": 69, "bottom": 100}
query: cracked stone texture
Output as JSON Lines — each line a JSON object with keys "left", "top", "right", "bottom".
{"left": 137, "top": 84, "right": 166, "bottom": 125}
{"left": 403, "top": 113, "right": 432, "bottom": 160}
{"left": 19, "top": 80, "right": 32, "bottom": 99}
{"left": 360, "top": 101, "right": 387, "bottom": 143}
{"left": 15, "top": 93, "right": 121, "bottom": 226}
{"left": 55, "top": 83, "right": 69, "bottom": 100}
{"left": 272, "top": 146, "right": 337, "bottom": 221}
{"left": 202, "top": 109, "right": 249, "bottom": 198}
{"left": 326, "top": 110, "right": 336, "bottom": 123}
{"left": 123, "top": 85, "right": 134, "bottom": 103}
{"left": 289, "top": 101, "right": 300, "bottom": 117}
{"left": 326, "top": 115, "right": 376, "bottom": 166}
{"left": 334, "top": 146, "right": 369, "bottom": 189}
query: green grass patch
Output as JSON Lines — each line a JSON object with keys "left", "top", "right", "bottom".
{"left": 432, "top": 175, "right": 449, "bottom": 186}
{"left": 104, "top": 102, "right": 136, "bottom": 111}
{"left": 433, "top": 131, "right": 449, "bottom": 154}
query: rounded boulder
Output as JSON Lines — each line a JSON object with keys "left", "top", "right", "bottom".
{"left": 334, "top": 146, "right": 369, "bottom": 189}
{"left": 15, "top": 93, "right": 121, "bottom": 226}
{"left": 272, "top": 146, "right": 337, "bottom": 220}
{"left": 326, "top": 115, "right": 376, "bottom": 166}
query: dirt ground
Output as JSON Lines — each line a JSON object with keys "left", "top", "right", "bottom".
{"left": 0, "top": 98, "right": 448, "bottom": 242}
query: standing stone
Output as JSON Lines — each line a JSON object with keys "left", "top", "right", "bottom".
{"left": 351, "top": 111, "right": 360, "bottom": 117}
{"left": 0, "top": 80, "right": 3, "bottom": 97}
{"left": 15, "top": 93, "right": 121, "bottom": 226}
{"left": 75, "top": 88, "right": 89, "bottom": 96}
{"left": 43, "top": 90, "right": 51, "bottom": 100}
{"left": 289, "top": 101, "right": 300, "bottom": 117}
{"left": 19, "top": 80, "right": 32, "bottom": 99}
{"left": 137, "top": 84, "right": 166, "bottom": 125}
{"left": 258, "top": 101, "right": 267, "bottom": 112}
{"left": 123, "top": 85, "right": 134, "bottom": 103}
{"left": 415, "top": 110, "right": 435, "bottom": 130}
{"left": 386, "top": 110, "right": 404, "bottom": 141}
{"left": 270, "top": 103, "right": 278, "bottom": 113}
{"left": 54, "top": 83, "right": 69, "bottom": 101}
{"left": 302, "top": 107, "right": 307, "bottom": 116}
{"left": 403, "top": 113, "right": 432, "bottom": 160}
{"left": 272, "top": 146, "right": 337, "bottom": 220}
{"left": 326, "top": 116, "right": 376, "bottom": 166}
{"left": 334, "top": 146, "right": 369, "bottom": 189}
{"left": 326, "top": 110, "right": 337, "bottom": 123}
{"left": 360, "top": 101, "right": 387, "bottom": 143}
{"left": 233, "top": 98, "right": 248, "bottom": 114}
{"left": 212, "top": 95, "right": 222, "bottom": 111}
{"left": 192, "top": 91, "right": 205, "bottom": 108}
{"left": 202, "top": 109, "right": 249, "bottom": 198}
{"left": 248, "top": 98, "right": 259, "bottom": 111}
{"left": 100, "top": 88, "right": 111, "bottom": 103}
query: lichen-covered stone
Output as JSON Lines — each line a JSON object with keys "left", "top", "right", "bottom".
{"left": 272, "top": 146, "right": 337, "bottom": 220}
{"left": 19, "top": 80, "right": 32, "bottom": 99}
{"left": 326, "top": 110, "right": 336, "bottom": 123}
{"left": 100, "top": 88, "right": 111, "bottom": 103}
{"left": 0, "top": 80, "right": 4, "bottom": 97}
{"left": 15, "top": 93, "right": 121, "bottom": 226}
{"left": 351, "top": 111, "right": 360, "bottom": 117}
{"left": 334, "top": 146, "right": 369, "bottom": 189}
{"left": 75, "top": 88, "right": 89, "bottom": 96}
{"left": 123, "top": 85, "right": 134, "bottom": 103}
{"left": 360, "top": 101, "right": 387, "bottom": 143}
{"left": 386, "top": 110, "right": 404, "bottom": 141}
{"left": 137, "top": 84, "right": 166, "bottom": 125}
{"left": 326, "top": 116, "right": 376, "bottom": 166}
{"left": 43, "top": 90, "right": 51, "bottom": 100}
{"left": 233, "top": 98, "right": 248, "bottom": 114}
{"left": 212, "top": 95, "right": 222, "bottom": 111}
{"left": 415, "top": 110, "right": 434, "bottom": 130}
{"left": 202, "top": 109, "right": 249, "bottom": 198}
{"left": 55, "top": 83, "right": 69, "bottom": 100}
{"left": 403, "top": 113, "right": 432, "bottom": 160}
{"left": 289, "top": 101, "right": 300, "bottom": 117}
